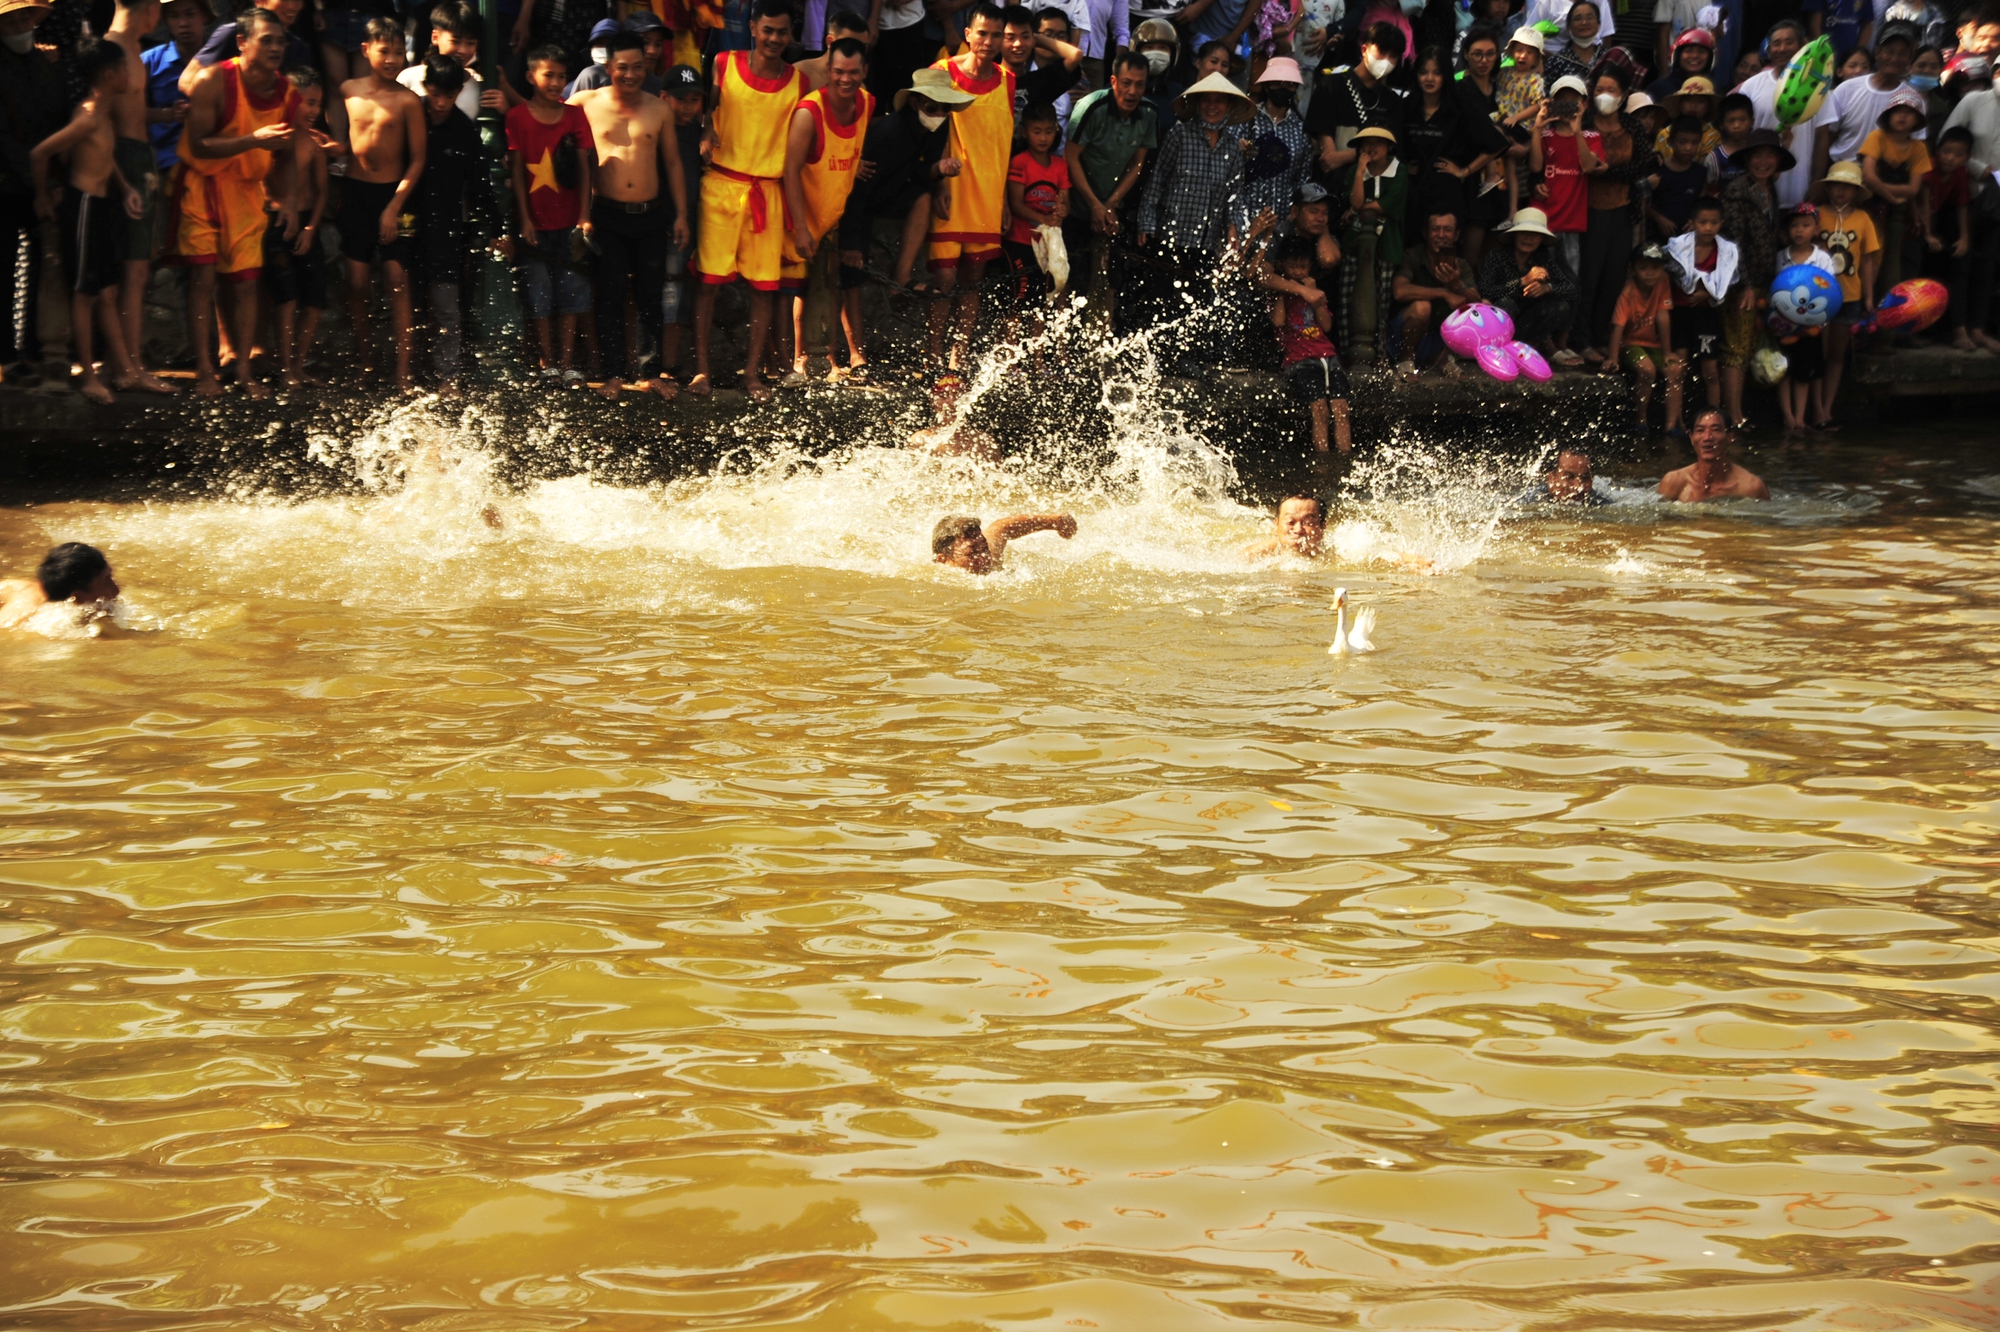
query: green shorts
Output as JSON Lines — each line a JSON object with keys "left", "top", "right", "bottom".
{"left": 114, "top": 138, "right": 158, "bottom": 265}
{"left": 1621, "top": 343, "right": 1671, "bottom": 373}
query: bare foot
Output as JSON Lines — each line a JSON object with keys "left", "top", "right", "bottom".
{"left": 194, "top": 374, "right": 225, "bottom": 398}
{"left": 243, "top": 380, "right": 272, "bottom": 401}
{"left": 114, "top": 371, "right": 178, "bottom": 395}
{"left": 1952, "top": 331, "right": 1978, "bottom": 352}
{"left": 78, "top": 376, "right": 115, "bottom": 404}
{"left": 744, "top": 378, "right": 773, "bottom": 405}
{"left": 644, "top": 376, "right": 678, "bottom": 402}
{"left": 593, "top": 376, "right": 624, "bottom": 400}
{"left": 685, "top": 372, "right": 712, "bottom": 398}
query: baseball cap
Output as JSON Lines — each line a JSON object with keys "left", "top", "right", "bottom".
{"left": 1874, "top": 18, "right": 1920, "bottom": 48}
{"left": 663, "top": 64, "right": 703, "bottom": 95}
{"left": 1294, "top": 181, "right": 1330, "bottom": 206}
{"left": 588, "top": 18, "right": 622, "bottom": 42}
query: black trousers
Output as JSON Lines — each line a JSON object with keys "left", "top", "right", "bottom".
{"left": 0, "top": 191, "right": 44, "bottom": 368}
{"left": 590, "top": 199, "right": 670, "bottom": 381}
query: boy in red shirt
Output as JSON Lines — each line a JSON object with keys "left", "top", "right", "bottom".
{"left": 506, "top": 45, "right": 595, "bottom": 383}
{"left": 1003, "top": 103, "right": 1070, "bottom": 356}
{"left": 1270, "top": 236, "right": 1351, "bottom": 454}
{"left": 1528, "top": 75, "right": 1602, "bottom": 367}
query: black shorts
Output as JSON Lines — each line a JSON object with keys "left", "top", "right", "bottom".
{"left": 1783, "top": 332, "right": 1825, "bottom": 383}
{"left": 1286, "top": 355, "right": 1350, "bottom": 403}
{"left": 265, "top": 217, "right": 329, "bottom": 308}
{"left": 1670, "top": 303, "right": 1724, "bottom": 359}
{"left": 337, "top": 177, "right": 411, "bottom": 266}
{"left": 58, "top": 186, "right": 124, "bottom": 296}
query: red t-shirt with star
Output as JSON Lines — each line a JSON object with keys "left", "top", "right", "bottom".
{"left": 505, "top": 102, "right": 595, "bottom": 232}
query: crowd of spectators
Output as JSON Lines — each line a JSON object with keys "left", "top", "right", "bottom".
{"left": 4, "top": 0, "right": 1999, "bottom": 443}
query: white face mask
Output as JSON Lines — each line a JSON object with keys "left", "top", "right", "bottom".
{"left": 917, "top": 109, "right": 946, "bottom": 131}
{"left": 1143, "top": 49, "right": 1170, "bottom": 76}
{"left": 1365, "top": 55, "right": 1395, "bottom": 80}
{"left": 1594, "top": 92, "right": 1620, "bottom": 113}
{"left": 590, "top": 45, "right": 608, "bottom": 67}
{"left": 1, "top": 31, "right": 33, "bottom": 54}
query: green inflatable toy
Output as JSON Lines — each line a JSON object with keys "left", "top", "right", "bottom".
{"left": 1774, "top": 36, "right": 1834, "bottom": 130}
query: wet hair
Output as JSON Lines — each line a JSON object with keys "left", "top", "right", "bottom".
{"left": 422, "top": 51, "right": 467, "bottom": 94}
{"left": 1667, "top": 114, "right": 1704, "bottom": 141}
{"left": 1277, "top": 494, "right": 1324, "bottom": 520}
{"left": 966, "top": 1, "right": 1006, "bottom": 29}
{"left": 287, "top": 65, "right": 321, "bottom": 91}
{"left": 1717, "top": 91, "right": 1753, "bottom": 121}
{"left": 75, "top": 38, "right": 126, "bottom": 88}
{"left": 1691, "top": 196, "right": 1722, "bottom": 217}
{"left": 429, "top": 1, "right": 478, "bottom": 39}
{"left": 827, "top": 35, "right": 868, "bottom": 64}
{"left": 1000, "top": 3, "right": 1036, "bottom": 30}
{"left": 1021, "top": 100, "right": 1060, "bottom": 127}
{"left": 750, "top": 0, "right": 795, "bottom": 26}
{"left": 1690, "top": 405, "right": 1727, "bottom": 429}
{"left": 525, "top": 42, "right": 567, "bottom": 72}
{"left": 932, "top": 515, "right": 983, "bottom": 555}
{"left": 37, "top": 543, "right": 110, "bottom": 601}
{"left": 602, "top": 30, "right": 644, "bottom": 57}
{"left": 1939, "top": 125, "right": 1974, "bottom": 151}
{"left": 1363, "top": 21, "right": 1406, "bottom": 59}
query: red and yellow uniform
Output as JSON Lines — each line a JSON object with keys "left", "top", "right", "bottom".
{"left": 927, "top": 56, "right": 1014, "bottom": 271}
{"left": 780, "top": 85, "right": 874, "bottom": 284}
{"left": 171, "top": 58, "right": 298, "bottom": 280}
{"left": 697, "top": 50, "right": 804, "bottom": 291}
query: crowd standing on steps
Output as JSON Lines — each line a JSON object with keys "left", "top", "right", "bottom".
{"left": 4, "top": 0, "right": 2000, "bottom": 450}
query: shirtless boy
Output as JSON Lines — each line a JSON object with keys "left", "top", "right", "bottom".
{"left": 0, "top": 544, "right": 120, "bottom": 630}
{"left": 1241, "top": 495, "right": 1327, "bottom": 560}
{"left": 1658, "top": 408, "right": 1770, "bottom": 502}
{"left": 174, "top": 8, "right": 298, "bottom": 398}
{"left": 31, "top": 40, "right": 165, "bottom": 404}
{"left": 932, "top": 512, "right": 1079, "bottom": 574}
{"left": 268, "top": 68, "right": 330, "bottom": 387}
{"left": 104, "top": 0, "right": 168, "bottom": 381}
{"left": 340, "top": 16, "right": 426, "bottom": 389}
{"left": 571, "top": 32, "right": 690, "bottom": 400}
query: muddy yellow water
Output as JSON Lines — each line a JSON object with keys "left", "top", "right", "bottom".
{"left": 3, "top": 419, "right": 1999, "bottom": 1330}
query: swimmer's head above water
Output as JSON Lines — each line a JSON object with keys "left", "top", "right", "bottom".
{"left": 933, "top": 512, "right": 1078, "bottom": 574}
{"left": 39, "top": 543, "right": 119, "bottom": 604}
{"left": 1242, "top": 495, "right": 1327, "bottom": 560}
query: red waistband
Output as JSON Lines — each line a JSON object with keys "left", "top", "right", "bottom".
{"left": 710, "top": 165, "right": 781, "bottom": 233}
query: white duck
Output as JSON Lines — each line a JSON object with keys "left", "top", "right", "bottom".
{"left": 1328, "top": 587, "right": 1377, "bottom": 655}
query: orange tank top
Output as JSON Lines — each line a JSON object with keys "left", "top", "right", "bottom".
{"left": 796, "top": 86, "right": 873, "bottom": 236}
{"left": 713, "top": 50, "right": 803, "bottom": 179}
{"left": 179, "top": 58, "right": 297, "bottom": 181}
{"left": 930, "top": 56, "right": 1014, "bottom": 242}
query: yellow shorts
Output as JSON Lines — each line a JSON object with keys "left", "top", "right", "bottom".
{"left": 925, "top": 236, "right": 1003, "bottom": 270}
{"left": 172, "top": 166, "right": 267, "bottom": 279}
{"left": 696, "top": 172, "right": 784, "bottom": 291}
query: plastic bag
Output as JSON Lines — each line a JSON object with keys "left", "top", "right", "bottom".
{"left": 1032, "top": 224, "right": 1070, "bottom": 296}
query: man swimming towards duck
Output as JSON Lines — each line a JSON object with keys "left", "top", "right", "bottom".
{"left": 0, "top": 543, "right": 121, "bottom": 628}
{"left": 1240, "top": 494, "right": 1326, "bottom": 559}
{"left": 932, "top": 512, "right": 1077, "bottom": 573}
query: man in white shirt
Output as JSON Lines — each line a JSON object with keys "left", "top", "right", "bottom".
{"left": 1811, "top": 21, "right": 1919, "bottom": 183}
{"left": 1741, "top": 19, "right": 1816, "bottom": 205}
{"left": 1942, "top": 61, "right": 1999, "bottom": 175}
{"left": 397, "top": 2, "right": 504, "bottom": 121}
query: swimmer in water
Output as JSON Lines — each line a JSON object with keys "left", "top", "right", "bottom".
{"left": 1659, "top": 408, "right": 1769, "bottom": 502}
{"left": 1240, "top": 494, "right": 1326, "bottom": 560}
{"left": 0, "top": 543, "right": 121, "bottom": 628}
{"left": 932, "top": 512, "right": 1077, "bottom": 574}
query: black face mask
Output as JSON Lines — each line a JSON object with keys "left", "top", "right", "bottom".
{"left": 1264, "top": 85, "right": 1296, "bottom": 108}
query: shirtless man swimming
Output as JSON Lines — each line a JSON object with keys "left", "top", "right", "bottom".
{"left": 0, "top": 544, "right": 120, "bottom": 629}
{"left": 340, "top": 17, "right": 426, "bottom": 390}
{"left": 1241, "top": 495, "right": 1326, "bottom": 560}
{"left": 571, "top": 32, "right": 690, "bottom": 400}
{"left": 1658, "top": 408, "right": 1770, "bottom": 503}
{"left": 932, "top": 512, "right": 1078, "bottom": 573}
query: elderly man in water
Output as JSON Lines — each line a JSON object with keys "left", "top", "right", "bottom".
{"left": 932, "top": 512, "right": 1078, "bottom": 574}
{"left": 1241, "top": 494, "right": 1326, "bottom": 559}
{"left": 1526, "top": 449, "right": 1609, "bottom": 505}
{"left": 0, "top": 543, "right": 121, "bottom": 628}
{"left": 1659, "top": 409, "right": 1769, "bottom": 502}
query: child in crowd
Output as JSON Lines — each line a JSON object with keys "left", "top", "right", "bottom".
{"left": 1709, "top": 93, "right": 1754, "bottom": 185}
{"left": 1335, "top": 125, "right": 1406, "bottom": 367}
{"left": 506, "top": 44, "right": 594, "bottom": 384}
{"left": 1003, "top": 102, "right": 1070, "bottom": 355}
{"left": 1605, "top": 242, "right": 1682, "bottom": 433}
{"left": 1922, "top": 126, "right": 1980, "bottom": 352}
{"left": 412, "top": 56, "right": 504, "bottom": 395}
{"left": 1665, "top": 196, "right": 1739, "bottom": 427}
{"left": 268, "top": 69, "right": 331, "bottom": 388}
{"left": 1529, "top": 75, "right": 1602, "bottom": 302}
{"left": 29, "top": 40, "right": 163, "bottom": 403}
{"left": 662, "top": 65, "right": 706, "bottom": 382}
{"left": 1774, "top": 203, "right": 1836, "bottom": 431}
{"left": 1270, "top": 235, "right": 1352, "bottom": 454}
{"left": 1648, "top": 117, "right": 1708, "bottom": 239}
{"left": 1815, "top": 161, "right": 1880, "bottom": 430}
{"left": 340, "top": 17, "right": 424, "bottom": 390}
{"left": 1859, "top": 90, "right": 1930, "bottom": 291}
